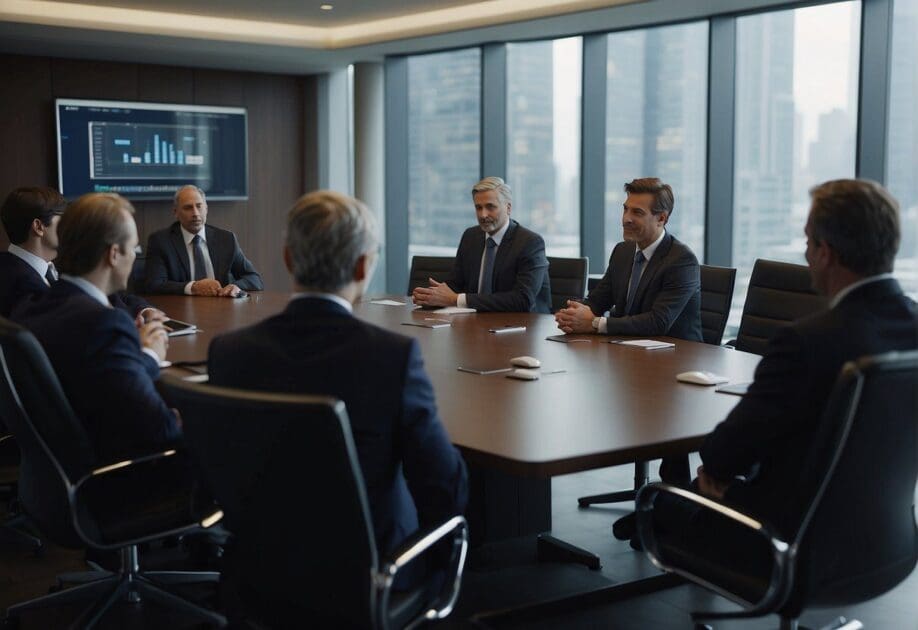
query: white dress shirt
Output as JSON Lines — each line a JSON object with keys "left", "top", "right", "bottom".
{"left": 181, "top": 226, "right": 216, "bottom": 295}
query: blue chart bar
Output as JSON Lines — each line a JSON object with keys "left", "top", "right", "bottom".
{"left": 154, "top": 135, "right": 160, "bottom": 164}
{"left": 123, "top": 153, "right": 129, "bottom": 163}
{"left": 144, "top": 152, "right": 151, "bottom": 164}
{"left": 162, "top": 141, "right": 168, "bottom": 163}
{"left": 169, "top": 145, "right": 175, "bottom": 164}
{"left": 177, "top": 150, "right": 184, "bottom": 165}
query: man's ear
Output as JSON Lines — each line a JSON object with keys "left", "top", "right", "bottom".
{"left": 353, "top": 253, "right": 369, "bottom": 283}
{"left": 31, "top": 218, "right": 45, "bottom": 237}
{"left": 657, "top": 211, "right": 669, "bottom": 227}
{"left": 283, "top": 245, "right": 294, "bottom": 274}
{"left": 106, "top": 243, "right": 120, "bottom": 268}
{"left": 506, "top": 202, "right": 512, "bottom": 216}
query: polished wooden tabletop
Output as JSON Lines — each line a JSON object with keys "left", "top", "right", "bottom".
{"left": 148, "top": 292, "right": 760, "bottom": 477}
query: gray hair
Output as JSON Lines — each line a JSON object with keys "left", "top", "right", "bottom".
{"left": 286, "top": 190, "right": 378, "bottom": 292}
{"left": 173, "top": 185, "right": 207, "bottom": 207}
{"left": 472, "top": 176, "right": 512, "bottom": 206}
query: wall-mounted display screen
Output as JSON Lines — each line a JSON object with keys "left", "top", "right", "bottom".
{"left": 56, "top": 98, "right": 248, "bottom": 200}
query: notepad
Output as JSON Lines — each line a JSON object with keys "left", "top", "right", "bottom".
{"left": 432, "top": 306, "right": 477, "bottom": 314}
{"left": 608, "top": 339, "right": 675, "bottom": 350}
{"left": 545, "top": 334, "right": 591, "bottom": 344}
{"left": 370, "top": 299, "right": 408, "bottom": 306}
{"left": 716, "top": 382, "right": 751, "bottom": 396}
{"left": 401, "top": 321, "right": 451, "bottom": 329}
{"left": 163, "top": 318, "right": 198, "bottom": 337}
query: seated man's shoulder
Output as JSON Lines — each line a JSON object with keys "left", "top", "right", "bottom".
{"left": 665, "top": 234, "right": 700, "bottom": 263}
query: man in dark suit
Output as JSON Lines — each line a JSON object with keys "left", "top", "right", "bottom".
{"left": 412, "top": 176, "right": 551, "bottom": 313}
{"left": 554, "top": 177, "right": 702, "bottom": 341}
{"left": 208, "top": 191, "right": 467, "bottom": 595}
{"left": 13, "top": 193, "right": 181, "bottom": 464}
{"left": 0, "top": 187, "right": 64, "bottom": 318}
{"left": 145, "top": 185, "right": 263, "bottom": 297}
{"left": 0, "top": 186, "right": 157, "bottom": 322}
{"left": 654, "top": 179, "right": 917, "bottom": 564}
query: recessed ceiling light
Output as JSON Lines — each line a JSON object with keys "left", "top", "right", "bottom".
{"left": 320, "top": 3, "right": 333, "bottom": 9}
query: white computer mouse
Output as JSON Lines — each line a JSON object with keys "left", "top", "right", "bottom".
{"left": 506, "top": 368, "right": 541, "bottom": 381}
{"left": 510, "top": 356, "right": 541, "bottom": 368}
{"left": 676, "top": 371, "right": 729, "bottom": 386}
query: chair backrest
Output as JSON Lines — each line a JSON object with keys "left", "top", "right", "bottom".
{"left": 407, "top": 256, "right": 455, "bottom": 295}
{"left": 0, "top": 317, "right": 96, "bottom": 546}
{"left": 785, "top": 350, "right": 918, "bottom": 615}
{"left": 159, "top": 375, "right": 380, "bottom": 627}
{"left": 128, "top": 253, "right": 147, "bottom": 294}
{"left": 547, "top": 256, "right": 589, "bottom": 312}
{"left": 734, "top": 259, "right": 827, "bottom": 355}
{"left": 699, "top": 265, "right": 736, "bottom": 346}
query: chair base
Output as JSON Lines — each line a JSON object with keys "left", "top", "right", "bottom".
{"left": 536, "top": 534, "right": 601, "bottom": 570}
{"left": 0, "top": 513, "right": 42, "bottom": 553}
{"left": 577, "top": 461, "right": 648, "bottom": 507}
{"left": 3, "top": 545, "right": 225, "bottom": 629}
{"left": 693, "top": 615, "right": 863, "bottom": 630}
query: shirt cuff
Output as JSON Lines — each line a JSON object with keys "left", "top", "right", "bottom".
{"left": 597, "top": 317, "right": 608, "bottom": 334}
{"left": 141, "top": 347, "right": 161, "bottom": 365}
{"left": 183, "top": 281, "right": 194, "bottom": 295}
{"left": 457, "top": 293, "right": 467, "bottom": 308}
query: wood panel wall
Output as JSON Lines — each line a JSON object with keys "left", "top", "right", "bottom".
{"left": 0, "top": 54, "right": 315, "bottom": 291}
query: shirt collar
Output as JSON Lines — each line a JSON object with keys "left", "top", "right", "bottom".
{"left": 181, "top": 225, "right": 206, "bottom": 245}
{"left": 484, "top": 219, "right": 511, "bottom": 247}
{"left": 290, "top": 292, "right": 353, "bottom": 314}
{"left": 7, "top": 244, "right": 50, "bottom": 280}
{"left": 829, "top": 273, "right": 896, "bottom": 309}
{"left": 60, "top": 275, "right": 112, "bottom": 307}
{"left": 638, "top": 229, "right": 666, "bottom": 261}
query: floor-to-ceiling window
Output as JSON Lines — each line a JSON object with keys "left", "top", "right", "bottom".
{"left": 887, "top": 0, "right": 918, "bottom": 299}
{"left": 730, "top": 1, "right": 861, "bottom": 327}
{"left": 506, "top": 37, "right": 582, "bottom": 257}
{"left": 604, "top": 21, "right": 708, "bottom": 261}
{"left": 407, "top": 48, "right": 481, "bottom": 258}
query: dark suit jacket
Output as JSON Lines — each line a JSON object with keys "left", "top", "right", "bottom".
{"left": 0, "top": 251, "right": 150, "bottom": 318}
{"left": 12, "top": 281, "right": 181, "bottom": 464}
{"left": 0, "top": 252, "right": 48, "bottom": 318}
{"left": 446, "top": 219, "right": 551, "bottom": 313}
{"left": 701, "top": 278, "right": 918, "bottom": 536}
{"left": 585, "top": 232, "right": 702, "bottom": 341}
{"left": 145, "top": 222, "right": 264, "bottom": 294}
{"left": 207, "top": 296, "right": 468, "bottom": 556}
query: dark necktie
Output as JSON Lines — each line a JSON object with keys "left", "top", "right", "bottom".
{"left": 625, "top": 250, "right": 646, "bottom": 314}
{"left": 45, "top": 262, "right": 57, "bottom": 285}
{"left": 479, "top": 237, "right": 498, "bottom": 295}
{"left": 191, "top": 234, "right": 208, "bottom": 281}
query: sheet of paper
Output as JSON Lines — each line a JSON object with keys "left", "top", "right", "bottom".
{"left": 432, "top": 306, "right": 477, "bottom": 314}
{"left": 614, "top": 339, "right": 676, "bottom": 350}
{"left": 370, "top": 299, "right": 408, "bottom": 306}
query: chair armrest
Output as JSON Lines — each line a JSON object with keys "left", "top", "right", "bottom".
{"left": 374, "top": 515, "right": 469, "bottom": 630}
{"left": 70, "top": 448, "right": 223, "bottom": 550}
{"left": 723, "top": 339, "right": 737, "bottom": 349}
{"left": 636, "top": 483, "right": 795, "bottom": 622}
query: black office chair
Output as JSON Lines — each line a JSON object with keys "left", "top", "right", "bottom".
{"left": 576, "top": 265, "right": 737, "bottom": 510}
{"left": 731, "top": 259, "right": 827, "bottom": 355}
{"left": 547, "top": 256, "right": 589, "bottom": 313}
{"left": 700, "top": 264, "right": 737, "bottom": 346}
{"left": 159, "top": 374, "right": 469, "bottom": 629}
{"left": 407, "top": 255, "right": 455, "bottom": 295}
{"left": 128, "top": 252, "right": 147, "bottom": 294}
{"left": 636, "top": 350, "right": 918, "bottom": 629}
{"left": 0, "top": 317, "right": 226, "bottom": 629}
{"left": 0, "top": 433, "right": 42, "bottom": 553}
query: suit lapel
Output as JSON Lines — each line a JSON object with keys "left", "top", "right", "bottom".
{"left": 492, "top": 220, "right": 517, "bottom": 278}
{"left": 468, "top": 232, "right": 486, "bottom": 292}
{"left": 205, "top": 226, "right": 222, "bottom": 281}
{"left": 631, "top": 233, "right": 673, "bottom": 311}
{"left": 170, "top": 224, "right": 192, "bottom": 280}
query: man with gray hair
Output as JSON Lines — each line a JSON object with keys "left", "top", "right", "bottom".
{"left": 145, "top": 184, "right": 263, "bottom": 296}
{"left": 207, "top": 191, "right": 467, "bottom": 608}
{"left": 412, "top": 176, "right": 551, "bottom": 313}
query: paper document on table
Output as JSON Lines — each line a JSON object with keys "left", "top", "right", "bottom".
{"left": 432, "top": 306, "right": 477, "bottom": 314}
{"left": 611, "top": 339, "right": 676, "bottom": 350}
{"left": 370, "top": 299, "right": 409, "bottom": 306}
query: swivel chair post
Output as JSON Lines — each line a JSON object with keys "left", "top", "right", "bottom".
{"left": 577, "top": 460, "right": 649, "bottom": 508}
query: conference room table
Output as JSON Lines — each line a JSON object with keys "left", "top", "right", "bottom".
{"left": 149, "top": 291, "right": 761, "bottom": 551}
